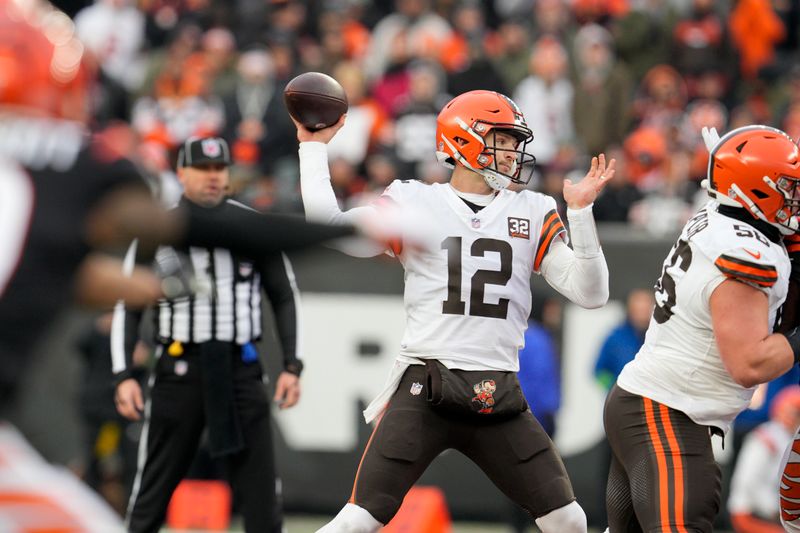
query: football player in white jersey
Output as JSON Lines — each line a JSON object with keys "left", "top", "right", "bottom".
{"left": 295, "top": 90, "right": 615, "bottom": 533}
{"left": 604, "top": 125, "right": 800, "bottom": 533}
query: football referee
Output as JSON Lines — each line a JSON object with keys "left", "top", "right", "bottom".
{"left": 111, "top": 137, "right": 302, "bottom": 533}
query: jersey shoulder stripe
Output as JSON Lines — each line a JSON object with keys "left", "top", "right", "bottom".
{"left": 533, "top": 209, "right": 566, "bottom": 270}
{"left": 715, "top": 254, "right": 779, "bottom": 287}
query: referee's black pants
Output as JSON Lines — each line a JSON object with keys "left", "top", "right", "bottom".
{"left": 126, "top": 343, "right": 281, "bottom": 533}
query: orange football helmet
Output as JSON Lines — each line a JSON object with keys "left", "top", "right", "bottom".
{"left": 0, "top": 0, "right": 91, "bottom": 120}
{"left": 705, "top": 125, "right": 800, "bottom": 235}
{"left": 435, "top": 90, "right": 535, "bottom": 190}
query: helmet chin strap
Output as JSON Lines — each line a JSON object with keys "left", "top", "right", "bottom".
{"left": 481, "top": 171, "right": 511, "bottom": 191}
{"left": 440, "top": 134, "right": 512, "bottom": 190}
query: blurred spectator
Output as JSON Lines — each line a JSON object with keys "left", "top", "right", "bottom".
{"left": 137, "top": 21, "right": 201, "bottom": 98}
{"left": 75, "top": 0, "right": 146, "bottom": 95}
{"left": 438, "top": 1, "right": 499, "bottom": 74}
{"left": 593, "top": 145, "right": 643, "bottom": 222}
{"left": 132, "top": 22, "right": 226, "bottom": 148}
{"left": 220, "top": 48, "right": 294, "bottom": 174}
{"left": 628, "top": 148, "right": 694, "bottom": 236}
{"left": 728, "top": 386, "right": 800, "bottom": 532}
{"left": 393, "top": 60, "right": 449, "bottom": 178}
{"left": 632, "top": 64, "right": 688, "bottom": 132}
{"left": 315, "top": 2, "right": 371, "bottom": 63}
{"left": 138, "top": 0, "right": 221, "bottom": 48}
{"left": 532, "top": 0, "right": 575, "bottom": 42}
{"left": 728, "top": 0, "right": 785, "bottom": 81}
{"left": 775, "top": 65, "right": 800, "bottom": 139}
{"left": 571, "top": 23, "right": 632, "bottom": 157}
{"left": 677, "top": 98, "right": 728, "bottom": 181}
{"left": 363, "top": 0, "right": 451, "bottom": 82}
{"left": 370, "top": 30, "right": 413, "bottom": 117}
{"left": 263, "top": 30, "right": 298, "bottom": 84}
{"left": 446, "top": 32, "right": 508, "bottom": 97}
{"left": 326, "top": 61, "right": 391, "bottom": 166}
{"left": 349, "top": 151, "right": 401, "bottom": 207}
{"left": 493, "top": 0, "right": 534, "bottom": 21}
{"left": 610, "top": 0, "right": 675, "bottom": 82}
{"left": 514, "top": 36, "right": 575, "bottom": 168}
{"left": 518, "top": 297, "right": 564, "bottom": 436}
{"left": 594, "top": 288, "right": 654, "bottom": 391}
{"left": 330, "top": 157, "right": 366, "bottom": 204}
{"left": 491, "top": 19, "right": 533, "bottom": 92}
{"left": 670, "top": 0, "right": 735, "bottom": 100}
{"left": 621, "top": 126, "right": 668, "bottom": 192}
{"left": 201, "top": 27, "right": 239, "bottom": 97}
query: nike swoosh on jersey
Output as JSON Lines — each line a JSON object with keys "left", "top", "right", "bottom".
{"left": 743, "top": 248, "right": 762, "bottom": 260}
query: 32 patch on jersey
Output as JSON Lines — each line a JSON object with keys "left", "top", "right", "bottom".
{"left": 507, "top": 217, "right": 530, "bottom": 239}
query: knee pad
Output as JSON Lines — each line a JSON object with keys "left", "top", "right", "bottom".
{"left": 535, "top": 501, "right": 587, "bottom": 533}
{"left": 316, "top": 503, "right": 383, "bottom": 533}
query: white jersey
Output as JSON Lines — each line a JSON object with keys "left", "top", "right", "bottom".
{"left": 618, "top": 202, "right": 790, "bottom": 433}
{"left": 382, "top": 180, "right": 566, "bottom": 371}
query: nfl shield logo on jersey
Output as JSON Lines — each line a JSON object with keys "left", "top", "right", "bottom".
{"left": 201, "top": 139, "right": 221, "bottom": 158}
{"left": 471, "top": 217, "right": 481, "bottom": 229}
{"left": 410, "top": 382, "right": 423, "bottom": 396}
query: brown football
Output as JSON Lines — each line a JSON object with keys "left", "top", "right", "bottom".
{"left": 284, "top": 72, "right": 348, "bottom": 131}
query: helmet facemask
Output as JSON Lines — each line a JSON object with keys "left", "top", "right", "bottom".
{"left": 766, "top": 174, "right": 800, "bottom": 233}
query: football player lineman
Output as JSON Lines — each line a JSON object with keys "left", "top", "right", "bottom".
{"left": 604, "top": 125, "right": 800, "bottom": 533}
{"left": 295, "top": 90, "right": 615, "bottom": 533}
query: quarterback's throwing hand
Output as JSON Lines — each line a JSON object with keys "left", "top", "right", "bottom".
{"left": 292, "top": 114, "right": 346, "bottom": 144}
{"left": 563, "top": 153, "right": 616, "bottom": 210}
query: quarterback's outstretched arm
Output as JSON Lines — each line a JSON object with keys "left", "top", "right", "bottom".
{"left": 540, "top": 206, "right": 609, "bottom": 309}
{"left": 540, "top": 154, "right": 614, "bottom": 308}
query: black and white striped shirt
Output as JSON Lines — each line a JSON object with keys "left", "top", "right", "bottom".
{"left": 111, "top": 198, "right": 302, "bottom": 375}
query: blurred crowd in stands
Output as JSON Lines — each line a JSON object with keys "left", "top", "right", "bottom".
{"left": 58, "top": 0, "right": 800, "bottom": 234}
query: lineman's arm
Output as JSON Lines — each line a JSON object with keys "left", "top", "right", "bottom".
{"left": 73, "top": 252, "right": 162, "bottom": 308}
{"left": 712, "top": 279, "right": 796, "bottom": 388}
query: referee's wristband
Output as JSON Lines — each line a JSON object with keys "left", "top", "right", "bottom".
{"left": 113, "top": 369, "right": 134, "bottom": 387}
{"left": 783, "top": 327, "right": 800, "bottom": 365}
{"left": 284, "top": 360, "right": 304, "bottom": 377}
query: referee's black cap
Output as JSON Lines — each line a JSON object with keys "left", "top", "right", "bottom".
{"left": 178, "top": 137, "right": 232, "bottom": 168}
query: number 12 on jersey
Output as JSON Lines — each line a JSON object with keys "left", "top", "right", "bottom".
{"left": 441, "top": 236, "right": 513, "bottom": 319}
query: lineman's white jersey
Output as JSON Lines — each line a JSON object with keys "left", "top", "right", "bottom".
{"left": 618, "top": 202, "right": 790, "bottom": 434}
{"left": 382, "top": 180, "right": 566, "bottom": 371}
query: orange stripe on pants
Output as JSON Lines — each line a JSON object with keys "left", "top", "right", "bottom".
{"left": 643, "top": 398, "right": 673, "bottom": 533}
{"left": 659, "top": 403, "right": 688, "bottom": 533}
{"left": 349, "top": 411, "right": 385, "bottom": 504}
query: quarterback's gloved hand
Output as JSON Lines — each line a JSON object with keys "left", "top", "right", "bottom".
{"left": 154, "top": 248, "right": 206, "bottom": 299}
